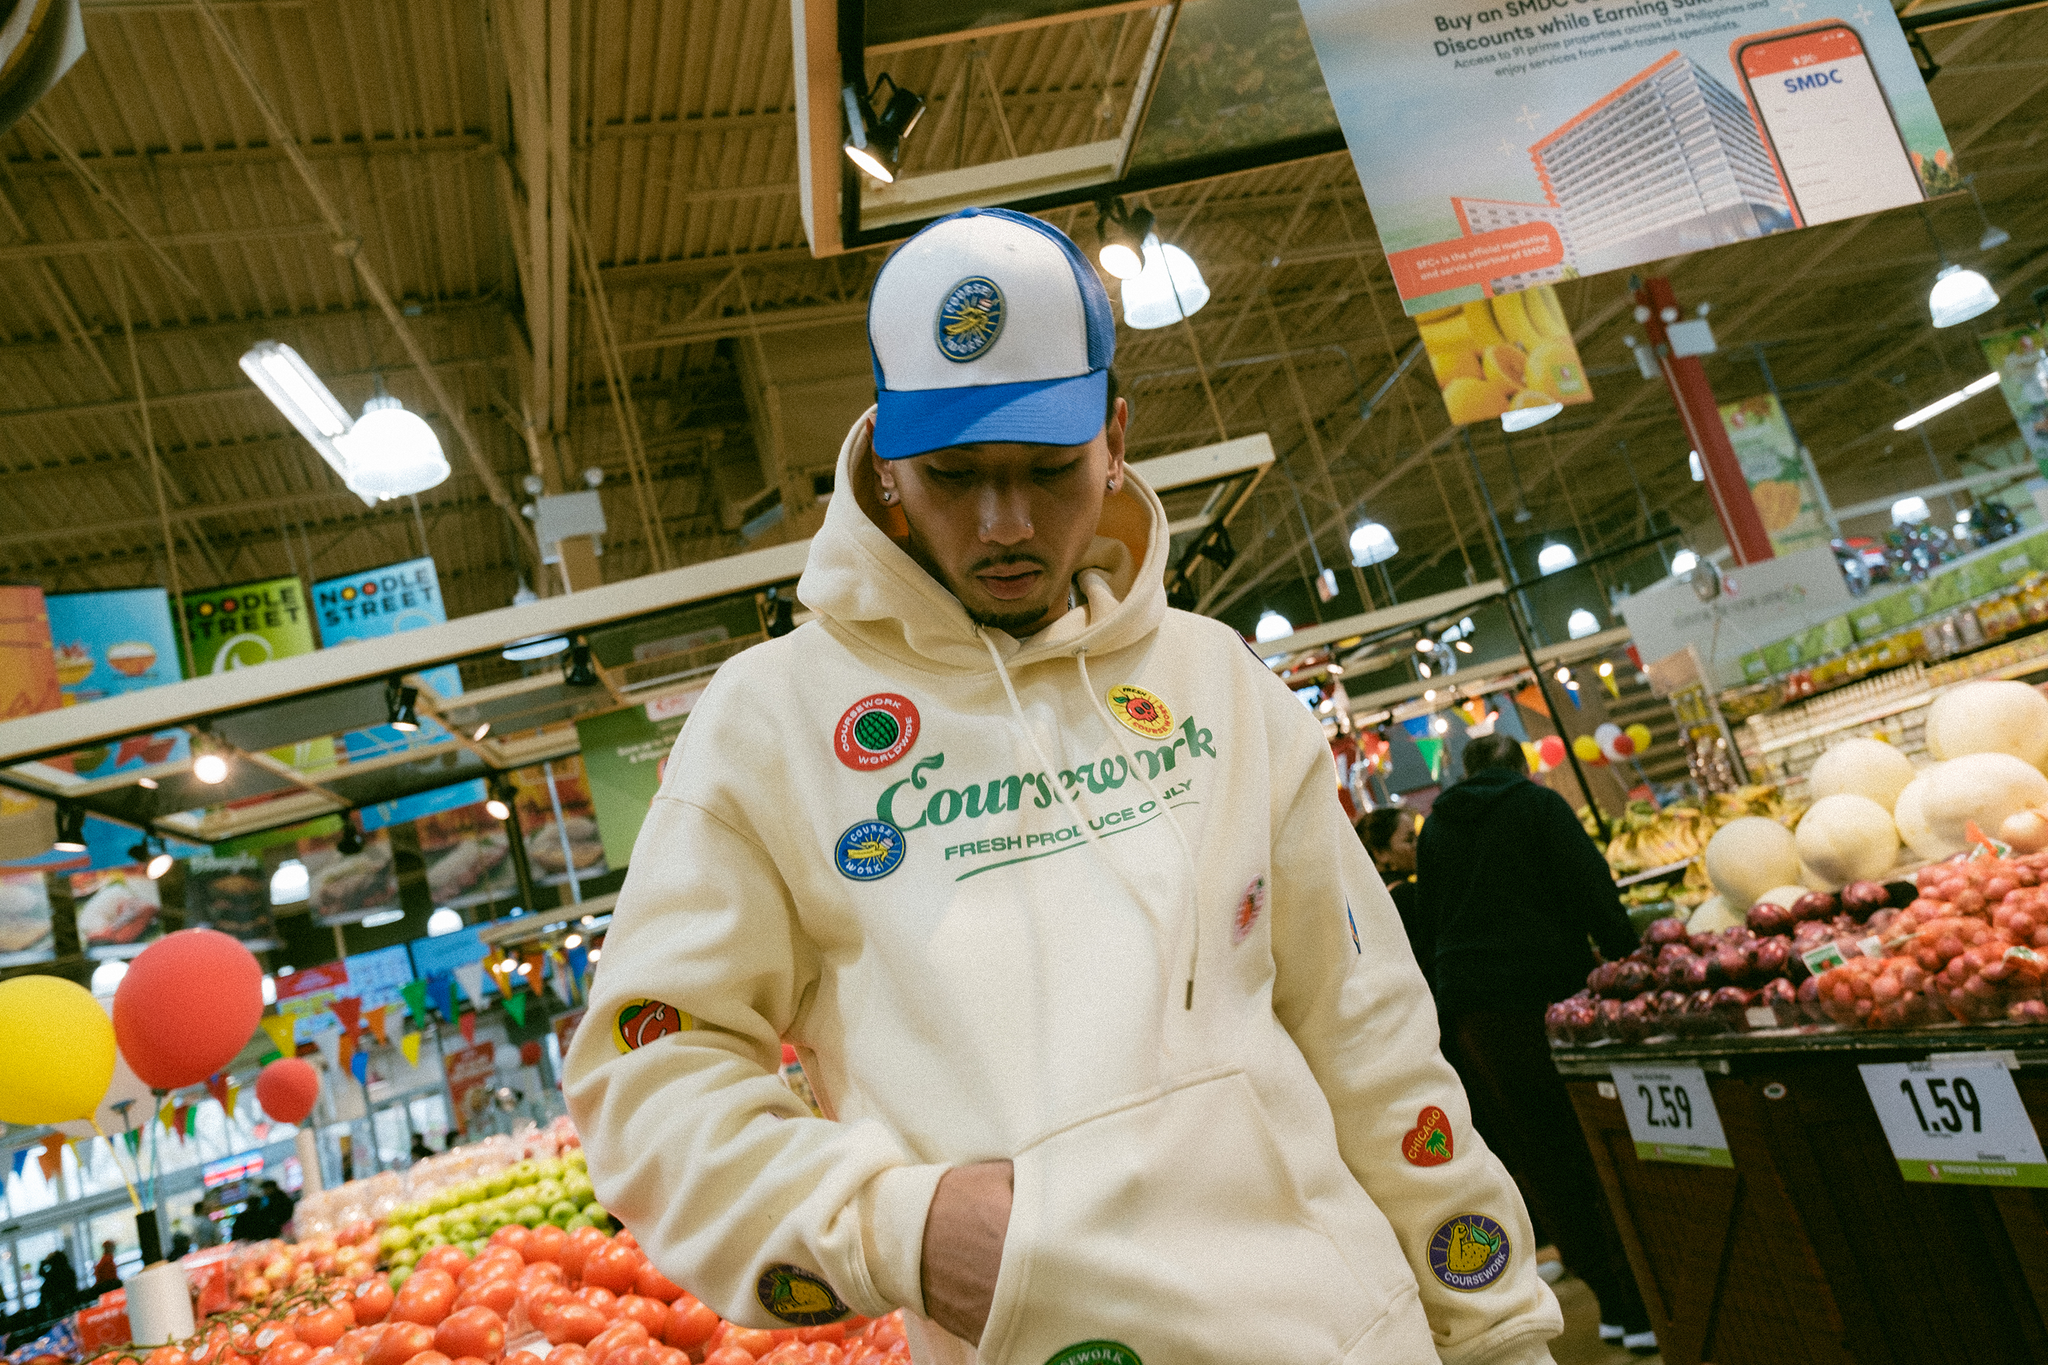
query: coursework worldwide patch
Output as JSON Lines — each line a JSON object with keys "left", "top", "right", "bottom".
{"left": 1428, "top": 1213, "right": 1510, "bottom": 1292}
{"left": 1105, "top": 683, "right": 1175, "bottom": 740}
{"left": 1044, "top": 1344, "right": 1142, "bottom": 1365}
{"left": 756, "top": 1265, "right": 848, "bottom": 1325}
{"left": 1402, "top": 1106, "right": 1454, "bottom": 1167}
{"left": 612, "top": 999, "right": 690, "bottom": 1053}
{"left": 835, "top": 819, "right": 906, "bottom": 881}
{"left": 936, "top": 276, "right": 1004, "bottom": 362}
{"left": 835, "top": 693, "right": 920, "bottom": 771}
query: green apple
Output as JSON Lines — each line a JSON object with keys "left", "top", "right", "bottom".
{"left": 564, "top": 1150, "right": 588, "bottom": 1171}
{"left": 546, "top": 1201, "right": 580, "bottom": 1227}
{"left": 477, "top": 1208, "right": 511, "bottom": 1234}
{"left": 415, "top": 1214, "right": 446, "bottom": 1238}
{"left": 530, "top": 1181, "right": 563, "bottom": 1208}
{"left": 462, "top": 1240, "right": 487, "bottom": 1258}
{"left": 389, "top": 1266, "right": 413, "bottom": 1292}
{"left": 386, "top": 1202, "right": 425, "bottom": 1227}
{"left": 379, "top": 1225, "right": 414, "bottom": 1252}
{"left": 387, "top": 1247, "right": 419, "bottom": 1270}
{"left": 415, "top": 1232, "right": 448, "bottom": 1251}
{"left": 445, "top": 1218, "right": 479, "bottom": 1243}
{"left": 583, "top": 1202, "right": 612, "bottom": 1230}
{"left": 563, "top": 1214, "right": 593, "bottom": 1231}
{"left": 515, "top": 1203, "right": 547, "bottom": 1228}
{"left": 562, "top": 1174, "right": 594, "bottom": 1205}
{"left": 534, "top": 1157, "right": 565, "bottom": 1182}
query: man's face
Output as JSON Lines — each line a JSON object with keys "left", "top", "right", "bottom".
{"left": 875, "top": 398, "right": 1127, "bottom": 636}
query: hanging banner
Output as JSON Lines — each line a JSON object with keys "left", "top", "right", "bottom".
{"left": 444, "top": 1041, "right": 498, "bottom": 1133}
{"left": 1416, "top": 287, "right": 1595, "bottom": 424}
{"left": 45, "top": 589, "right": 189, "bottom": 782}
{"left": 0, "top": 585, "right": 61, "bottom": 720}
{"left": 70, "top": 865, "right": 161, "bottom": 959}
{"left": 180, "top": 576, "right": 317, "bottom": 676}
{"left": 1979, "top": 325, "right": 2048, "bottom": 474}
{"left": 1300, "top": 0, "right": 1956, "bottom": 313}
{"left": 512, "top": 757, "right": 609, "bottom": 888}
{"left": 313, "top": 558, "right": 463, "bottom": 756}
{"left": 413, "top": 800, "right": 516, "bottom": 910}
{"left": 183, "top": 851, "right": 278, "bottom": 949}
{"left": 1720, "top": 394, "right": 1829, "bottom": 555}
{"left": 0, "top": 870, "right": 55, "bottom": 967}
{"left": 574, "top": 690, "right": 698, "bottom": 868}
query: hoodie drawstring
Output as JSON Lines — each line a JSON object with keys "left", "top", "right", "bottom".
{"left": 977, "top": 627, "right": 1115, "bottom": 861}
{"left": 1075, "top": 649, "right": 1204, "bottom": 1010}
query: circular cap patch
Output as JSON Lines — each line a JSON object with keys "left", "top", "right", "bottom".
{"left": 756, "top": 1265, "right": 848, "bottom": 1326}
{"left": 1106, "top": 684, "right": 1175, "bottom": 740}
{"left": 936, "top": 276, "right": 1005, "bottom": 362}
{"left": 613, "top": 999, "right": 690, "bottom": 1054}
{"left": 836, "top": 819, "right": 906, "bottom": 881}
{"left": 1045, "top": 1345, "right": 1142, "bottom": 1365}
{"left": 835, "top": 693, "right": 921, "bottom": 771}
{"left": 1428, "top": 1213, "right": 1511, "bottom": 1292}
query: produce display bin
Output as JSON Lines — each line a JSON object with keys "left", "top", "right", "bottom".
{"left": 1551, "top": 1026, "right": 2048, "bottom": 1365}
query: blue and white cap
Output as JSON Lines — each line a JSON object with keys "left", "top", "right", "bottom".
{"left": 868, "top": 207, "right": 1115, "bottom": 460}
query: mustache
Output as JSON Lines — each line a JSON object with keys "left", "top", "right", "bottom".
{"left": 968, "top": 555, "right": 1049, "bottom": 575}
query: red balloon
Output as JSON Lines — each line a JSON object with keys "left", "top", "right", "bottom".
{"left": 255, "top": 1056, "right": 321, "bottom": 1124}
{"left": 1535, "top": 734, "right": 1567, "bottom": 768}
{"left": 112, "top": 929, "right": 264, "bottom": 1090}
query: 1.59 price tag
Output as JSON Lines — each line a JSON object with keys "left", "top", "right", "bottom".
{"left": 1611, "top": 1065, "right": 1733, "bottom": 1168}
{"left": 1858, "top": 1059, "right": 2047, "bottom": 1187}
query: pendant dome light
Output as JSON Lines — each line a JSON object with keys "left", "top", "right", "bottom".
{"left": 340, "top": 392, "right": 450, "bottom": 500}
{"left": 1566, "top": 608, "right": 1601, "bottom": 639}
{"left": 1921, "top": 207, "right": 1998, "bottom": 329}
{"left": 1349, "top": 521, "right": 1398, "bottom": 566}
{"left": 1120, "top": 235, "right": 1210, "bottom": 330}
{"left": 1254, "top": 610, "right": 1293, "bottom": 644}
{"left": 1537, "top": 540, "right": 1578, "bottom": 575}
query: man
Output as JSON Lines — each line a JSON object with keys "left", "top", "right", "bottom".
{"left": 566, "top": 207, "right": 1562, "bottom": 1365}
{"left": 1413, "top": 734, "right": 1652, "bottom": 1354}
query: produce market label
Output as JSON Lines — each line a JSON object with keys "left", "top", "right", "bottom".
{"left": 835, "top": 693, "right": 920, "bottom": 771}
{"left": 1298, "top": 0, "right": 1953, "bottom": 315}
{"left": 756, "top": 1265, "right": 848, "bottom": 1325}
{"left": 1858, "top": 1059, "right": 2048, "bottom": 1188}
{"left": 1612, "top": 1065, "right": 1733, "bottom": 1167}
{"left": 1105, "top": 684, "right": 1175, "bottom": 740}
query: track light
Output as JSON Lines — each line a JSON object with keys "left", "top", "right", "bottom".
{"left": 54, "top": 805, "right": 87, "bottom": 853}
{"left": 485, "top": 781, "right": 513, "bottom": 823}
{"left": 192, "top": 730, "right": 230, "bottom": 785}
{"left": 1197, "top": 524, "right": 1237, "bottom": 570}
{"left": 842, "top": 73, "right": 925, "bottom": 184}
{"left": 337, "top": 815, "right": 364, "bottom": 857}
{"left": 562, "top": 639, "right": 599, "bottom": 687}
{"left": 471, "top": 721, "right": 492, "bottom": 742}
{"left": 386, "top": 679, "right": 420, "bottom": 732}
{"left": 1095, "top": 200, "right": 1156, "bottom": 281}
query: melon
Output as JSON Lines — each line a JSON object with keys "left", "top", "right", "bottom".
{"left": 1794, "top": 793, "right": 1899, "bottom": 889}
{"left": 1686, "top": 895, "right": 1740, "bottom": 935}
{"left": 1924, "top": 679, "right": 2048, "bottom": 770}
{"left": 1892, "top": 771, "right": 1949, "bottom": 861}
{"left": 1922, "top": 751, "right": 2048, "bottom": 853}
{"left": 1806, "top": 737, "right": 1916, "bottom": 812}
{"left": 1704, "top": 816, "right": 1800, "bottom": 907}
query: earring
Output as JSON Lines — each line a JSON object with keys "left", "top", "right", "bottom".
{"left": 880, "top": 489, "right": 895, "bottom": 504}
{"left": 1106, "top": 479, "right": 1119, "bottom": 493}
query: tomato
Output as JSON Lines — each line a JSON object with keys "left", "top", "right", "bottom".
{"left": 702, "top": 1352, "right": 754, "bottom": 1365}
{"left": 722, "top": 1328, "right": 776, "bottom": 1359}
{"left": 548, "top": 1305, "right": 609, "bottom": 1347}
{"left": 545, "top": 1348, "right": 590, "bottom": 1365}
{"left": 453, "top": 1276, "right": 518, "bottom": 1317}
{"left": 392, "top": 1268, "right": 458, "bottom": 1327}
{"left": 448, "top": 1358, "right": 489, "bottom": 1365}
{"left": 366, "top": 1324, "right": 436, "bottom": 1365}
{"left": 432, "top": 1307, "right": 505, "bottom": 1363}
{"left": 398, "top": 1352, "right": 451, "bottom": 1365}
{"left": 297, "top": 1306, "right": 355, "bottom": 1350}
{"left": 574, "top": 1287, "right": 618, "bottom": 1313}
{"left": 260, "top": 1342, "right": 314, "bottom": 1365}
{"left": 613, "top": 1230, "right": 638, "bottom": 1251}
{"left": 614, "top": 1296, "right": 668, "bottom": 1335}
{"left": 461, "top": 1249, "right": 522, "bottom": 1286}
{"left": 795, "top": 1325, "right": 846, "bottom": 1345}
{"left": 582, "top": 1245, "right": 644, "bottom": 1297}
{"left": 488, "top": 1226, "right": 532, "bottom": 1259}
{"left": 333, "top": 1329, "right": 379, "bottom": 1363}
{"left": 645, "top": 1349, "right": 688, "bottom": 1365}
{"left": 620, "top": 1261, "right": 678, "bottom": 1302}
{"left": 662, "top": 1297, "right": 719, "bottom": 1352}
{"left": 503, "top": 1354, "right": 546, "bottom": 1365}
{"left": 525, "top": 1225, "right": 569, "bottom": 1267}
{"left": 354, "top": 1278, "right": 395, "bottom": 1326}
{"left": 586, "top": 1320, "right": 650, "bottom": 1365}
{"left": 415, "top": 1247, "right": 472, "bottom": 1280}
{"left": 145, "top": 1347, "right": 189, "bottom": 1365}
{"left": 558, "top": 1228, "right": 605, "bottom": 1280}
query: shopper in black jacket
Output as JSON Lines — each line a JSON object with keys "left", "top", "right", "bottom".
{"left": 1416, "top": 732, "right": 1655, "bottom": 1354}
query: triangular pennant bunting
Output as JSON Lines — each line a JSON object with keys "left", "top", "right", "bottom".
{"left": 330, "top": 996, "right": 362, "bottom": 1035}
{"left": 10, "top": 1147, "right": 29, "bottom": 1179}
{"left": 260, "top": 1015, "right": 298, "bottom": 1058}
{"left": 365, "top": 1005, "right": 389, "bottom": 1045}
{"left": 37, "top": 1134, "right": 64, "bottom": 1180}
{"left": 337, "top": 1031, "right": 356, "bottom": 1077}
{"left": 550, "top": 954, "right": 576, "bottom": 1006}
{"left": 454, "top": 962, "right": 487, "bottom": 1011}
{"left": 400, "top": 979, "right": 430, "bottom": 1027}
{"left": 350, "top": 1050, "right": 370, "bottom": 1085}
{"left": 459, "top": 1011, "right": 477, "bottom": 1045}
{"left": 503, "top": 993, "right": 527, "bottom": 1027}
{"left": 566, "top": 944, "right": 590, "bottom": 986}
{"left": 400, "top": 1031, "right": 422, "bottom": 1068}
{"left": 525, "top": 954, "right": 547, "bottom": 999}
{"left": 205, "top": 1073, "right": 231, "bottom": 1111}
{"left": 313, "top": 1030, "right": 342, "bottom": 1074}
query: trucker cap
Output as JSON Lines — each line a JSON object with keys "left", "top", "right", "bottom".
{"left": 868, "top": 206, "right": 1116, "bottom": 460}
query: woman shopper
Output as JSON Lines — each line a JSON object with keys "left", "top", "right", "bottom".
{"left": 1415, "top": 732, "right": 1656, "bottom": 1355}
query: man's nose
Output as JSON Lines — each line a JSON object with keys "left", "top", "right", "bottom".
{"left": 978, "top": 484, "right": 1034, "bottom": 545}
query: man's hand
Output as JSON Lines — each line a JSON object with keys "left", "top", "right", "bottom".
{"left": 920, "top": 1160, "right": 1013, "bottom": 1345}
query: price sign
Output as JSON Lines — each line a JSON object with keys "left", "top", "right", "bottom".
{"left": 1612, "top": 1065, "right": 1733, "bottom": 1167}
{"left": 1859, "top": 1059, "right": 2048, "bottom": 1187}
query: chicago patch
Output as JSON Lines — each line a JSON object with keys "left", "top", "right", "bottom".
{"left": 756, "top": 1265, "right": 848, "bottom": 1326}
{"left": 613, "top": 999, "right": 689, "bottom": 1053}
{"left": 1106, "top": 683, "right": 1175, "bottom": 740}
{"left": 836, "top": 819, "right": 905, "bottom": 881}
{"left": 1233, "top": 875, "right": 1268, "bottom": 946}
{"left": 836, "top": 693, "right": 921, "bottom": 771}
{"left": 1428, "top": 1213, "right": 1510, "bottom": 1292}
{"left": 936, "top": 276, "right": 1004, "bottom": 362}
{"left": 1402, "top": 1106, "right": 1454, "bottom": 1167}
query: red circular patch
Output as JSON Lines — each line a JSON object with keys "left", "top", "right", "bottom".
{"left": 835, "top": 693, "right": 921, "bottom": 771}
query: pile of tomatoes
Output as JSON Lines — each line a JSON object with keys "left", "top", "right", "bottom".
{"left": 106, "top": 1224, "right": 906, "bottom": 1365}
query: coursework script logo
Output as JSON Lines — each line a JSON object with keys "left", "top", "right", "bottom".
{"left": 936, "top": 276, "right": 1004, "bottom": 362}
{"left": 836, "top": 819, "right": 906, "bottom": 881}
{"left": 1428, "top": 1213, "right": 1510, "bottom": 1292}
{"left": 835, "top": 693, "right": 920, "bottom": 771}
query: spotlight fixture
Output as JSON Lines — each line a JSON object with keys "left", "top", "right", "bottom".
{"left": 1417, "top": 661, "right": 1432, "bottom": 678}
{"left": 1415, "top": 638, "right": 1435, "bottom": 653}
{"left": 1119, "top": 232, "right": 1211, "bottom": 330}
{"left": 1095, "top": 199, "right": 1156, "bottom": 281}
{"left": 54, "top": 803, "right": 87, "bottom": 853}
{"left": 562, "top": 638, "right": 599, "bottom": 687}
{"left": 337, "top": 815, "right": 364, "bottom": 858}
{"left": 192, "top": 730, "right": 230, "bottom": 785}
{"left": 386, "top": 679, "right": 421, "bottom": 732}
{"left": 137, "top": 776, "right": 159, "bottom": 790}
{"left": 485, "top": 781, "right": 514, "bottom": 823}
{"left": 1670, "top": 548, "right": 1699, "bottom": 577}
{"left": 471, "top": 721, "right": 492, "bottom": 742}
{"left": 1555, "top": 667, "right": 1572, "bottom": 684}
{"left": 841, "top": 73, "right": 925, "bottom": 184}
{"left": 1454, "top": 639, "right": 1474, "bottom": 654}
{"left": 1567, "top": 608, "right": 1601, "bottom": 639}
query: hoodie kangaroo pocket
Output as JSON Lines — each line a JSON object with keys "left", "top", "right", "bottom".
{"left": 975, "top": 1068, "right": 1391, "bottom": 1365}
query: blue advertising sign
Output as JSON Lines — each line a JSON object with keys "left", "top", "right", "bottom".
{"left": 45, "top": 589, "right": 190, "bottom": 780}
{"left": 313, "top": 557, "right": 462, "bottom": 752}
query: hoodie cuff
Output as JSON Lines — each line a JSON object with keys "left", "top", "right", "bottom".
{"left": 855, "top": 1162, "right": 948, "bottom": 1318}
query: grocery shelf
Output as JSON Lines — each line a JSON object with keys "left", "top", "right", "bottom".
{"left": 1751, "top": 689, "right": 1932, "bottom": 754}
{"left": 1549, "top": 1021, "right": 2048, "bottom": 1074}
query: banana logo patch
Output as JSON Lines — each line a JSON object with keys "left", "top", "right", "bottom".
{"left": 756, "top": 1264, "right": 849, "bottom": 1325}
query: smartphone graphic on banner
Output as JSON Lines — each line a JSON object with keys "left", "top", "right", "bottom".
{"left": 1734, "top": 23, "right": 1922, "bottom": 228}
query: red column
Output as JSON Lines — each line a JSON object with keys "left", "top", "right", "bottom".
{"left": 1636, "top": 276, "right": 1774, "bottom": 565}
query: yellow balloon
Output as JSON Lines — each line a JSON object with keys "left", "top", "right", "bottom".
{"left": 1572, "top": 734, "right": 1603, "bottom": 762}
{"left": 1626, "top": 723, "right": 1654, "bottom": 753}
{"left": 0, "top": 975, "right": 117, "bottom": 1125}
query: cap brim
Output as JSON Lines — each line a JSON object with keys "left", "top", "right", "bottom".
{"left": 873, "top": 371, "right": 1107, "bottom": 459}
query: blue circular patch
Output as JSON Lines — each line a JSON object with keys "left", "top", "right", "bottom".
{"left": 935, "top": 276, "right": 1005, "bottom": 362}
{"left": 836, "top": 819, "right": 906, "bottom": 881}
{"left": 1428, "top": 1213, "right": 1511, "bottom": 1292}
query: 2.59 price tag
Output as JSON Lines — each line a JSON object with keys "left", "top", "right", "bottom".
{"left": 1858, "top": 1059, "right": 2048, "bottom": 1187}
{"left": 1611, "top": 1065, "right": 1733, "bottom": 1168}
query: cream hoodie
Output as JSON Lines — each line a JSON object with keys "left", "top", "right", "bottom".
{"left": 564, "top": 413, "right": 1563, "bottom": 1365}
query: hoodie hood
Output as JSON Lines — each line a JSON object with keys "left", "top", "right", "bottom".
{"left": 1428, "top": 765, "right": 1533, "bottom": 822}
{"left": 797, "top": 408, "right": 1170, "bottom": 674}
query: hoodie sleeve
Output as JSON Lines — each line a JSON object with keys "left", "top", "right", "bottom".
{"left": 1267, "top": 727, "right": 1563, "bottom": 1365}
{"left": 1532, "top": 786, "right": 1638, "bottom": 961}
{"left": 561, "top": 786, "right": 944, "bottom": 1329}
